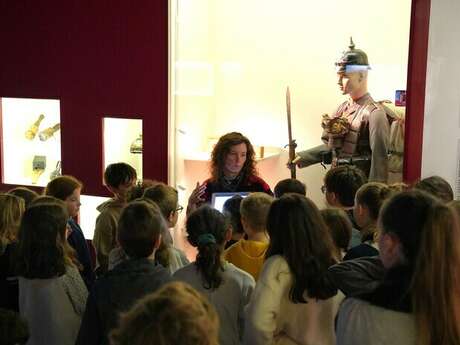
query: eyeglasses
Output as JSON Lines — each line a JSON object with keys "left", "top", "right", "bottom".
{"left": 321, "top": 185, "right": 327, "bottom": 194}
{"left": 176, "top": 205, "right": 184, "bottom": 213}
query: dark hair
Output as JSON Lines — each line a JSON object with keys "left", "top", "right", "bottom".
{"left": 117, "top": 201, "right": 165, "bottom": 259}
{"left": 210, "top": 132, "right": 257, "bottom": 182}
{"left": 266, "top": 194, "right": 337, "bottom": 302}
{"left": 324, "top": 165, "right": 367, "bottom": 207}
{"left": 0, "top": 309, "right": 29, "bottom": 345}
{"left": 222, "top": 195, "right": 244, "bottom": 235}
{"left": 16, "top": 204, "right": 70, "bottom": 279}
{"left": 109, "top": 282, "right": 219, "bottom": 345}
{"left": 186, "top": 206, "right": 229, "bottom": 290}
{"left": 104, "top": 163, "right": 137, "bottom": 189}
{"left": 143, "top": 183, "right": 179, "bottom": 220}
{"left": 127, "top": 179, "right": 158, "bottom": 202}
{"left": 380, "top": 190, "right": 460, "bottom": 344}
{"left": 45, "top": 175, "right": 83, "bottom": 200}
{"left": 356, "top": 182, "right": 393, "bottom": 220}
{"left": 414, "top": 176, "right": 454, "bottom": 203}
{"left": 274, "top": 179, "right": 307, "bottom": 198}
{"left": 8, "top": 187, "right": 38, "bottom": 208}
{"left": 320, "top": 208, "right": 352, "bottom": 256}
{"left": 240, "top": 192, "right": 273, "bottom": 231}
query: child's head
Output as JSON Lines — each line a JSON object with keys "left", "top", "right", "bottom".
{"left": 414, "top": 175, "right": 454, "bottom": 203}
{"left": 45, "top": 175, "right": 82, "bottom": 218}
{"left": 354, "top": 182, "right": 393, "bottom": 229}
{"left": 104, "top": 163, "right": 137, "bottom": 200}
{"left": 117, "top": 201, "right": 165, "bottom": 259}
{"left": 240, "top": 192, "right": 273, "bottom": 235}
{"left": 127, "top": 179, "right": 158, "bottom": 202}
{"left": 0, "top": 194, "right": 25, "bottom": 246}
{"left": 222, "top": 195, "right": 244, "bottom": 237}
{"left": 274, "top": 178, "right": 307, "bottom": 198}
{"left": 110, "top": 282, "right": 219, "bottom": 345}
{"left": 320, "top": 208, "right": 352, "bottom": 258}
{"left": 378, "top": 190, "right": 460, "bottom": 343}
{"left": 387, "top": 182, "right": 409, "bottom": 193}
{"left": 16, "top": 203, "right": 71, "bottom": 279}
{"left": 143, "top": 183, "right": 180, "bottom": 227}
{"left": 8, "top": 187, "right": 38, "bottom": 209}
{"left": 186, "top": 206, "right": 230, "bottom": 289}
{"left": 323, "top": 165, "right": 367, "bottom": 207}
{"left": 266, "top": 194, "right": 337, "bottom": 302}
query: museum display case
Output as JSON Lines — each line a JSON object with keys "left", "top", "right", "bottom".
{"left": 0, "top": 97, "right": 61, "bottom": 187}
{"left": 103, "top": 117, "right": 143, "bottom": 181}
{"left": 169, "top": 0, "right": 412, "bottom": 207}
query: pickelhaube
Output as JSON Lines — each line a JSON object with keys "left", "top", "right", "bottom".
{"left": 335, "top": 37, "right": 370, "bottom": 73}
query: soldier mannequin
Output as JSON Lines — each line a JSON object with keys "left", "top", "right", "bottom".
{"left": 294, "top": 39, "right": 389, "bottom": 182}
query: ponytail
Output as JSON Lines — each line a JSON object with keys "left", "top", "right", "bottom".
{"left": 412, "top": 204, "right": 460, "bottom": 345}
{"left": 186, "top": 206, "right": 228, "bottom": 290}
{"left": 196, "top": 234, "right": 224, "bottom": 289}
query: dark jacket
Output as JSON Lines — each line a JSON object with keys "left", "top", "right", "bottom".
{"left": 76, "top": 258, "right": 171, "bottom": 345}
{"left": 328, "top": 256, "right": 384, "bottom": 297}
{"left": 0, "top": 243, "right": 19, "bottom": 311}
{"left": 67, "top": 218, "right": 95, "bottom": 289}
{"left": 203, "top": 175, "right": 273, "bottom": 203}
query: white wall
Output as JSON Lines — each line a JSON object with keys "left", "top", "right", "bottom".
{"left": 421, "top": 0, "right": 460, "bottom": 198}
{"left": 172, "top": 0, "right": 411, "bottom": 207}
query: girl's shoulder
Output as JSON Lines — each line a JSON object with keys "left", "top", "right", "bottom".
{"left": 224, "top": 262, "right": 255, "bottom": 286}
{"left": 263, "top": 255, "right": 290, "bottom": 271}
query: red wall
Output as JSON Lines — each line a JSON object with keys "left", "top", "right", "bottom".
{"left": 404, "top": 0, "right": 431, "bottom": 183}
{"left": 0, "top": 1, "right": 168, "bottom": 196}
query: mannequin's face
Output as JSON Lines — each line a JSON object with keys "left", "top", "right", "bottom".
{"left": 337, "top": 71, "right": 364, "bottom": 97}
{"left": 223, "top": 143, "right": 247, "bottom": 177}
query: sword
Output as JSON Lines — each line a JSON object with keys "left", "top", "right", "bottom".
{"left": 286, "top": 87, "right": 297, "bottom": 179}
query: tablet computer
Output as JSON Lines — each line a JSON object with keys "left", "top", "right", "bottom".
{"left": 211, "top": 192, "right": 250, "bottom": 213}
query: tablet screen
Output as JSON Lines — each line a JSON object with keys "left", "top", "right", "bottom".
{"left": 211, "top": 192, "right": 249, "bottom": 212}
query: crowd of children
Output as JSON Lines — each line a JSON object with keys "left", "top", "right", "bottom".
{"left": 1, "top": 161, "right": 460, "bottom": 345}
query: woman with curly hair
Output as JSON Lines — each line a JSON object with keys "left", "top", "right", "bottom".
{"left": 187, "top": 132, "right": 272, "bottom": 213}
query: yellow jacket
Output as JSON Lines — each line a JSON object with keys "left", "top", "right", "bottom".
{"left": 224, "top": 239, "right": 268, "bottom": 281}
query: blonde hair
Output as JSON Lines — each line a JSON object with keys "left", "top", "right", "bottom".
{"left": 110, "top": 282, "right": 219, "bottom": 345}
{"left": 0, "top": 193, "right": 25, "bottom": 246}
{"left": 240, "top": 192, "right": 273, "bottom": 231}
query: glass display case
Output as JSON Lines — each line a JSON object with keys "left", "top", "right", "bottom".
{"left": 170, "top": 0, "right": 412, "bottom": 207}
{"left": 0, "top": 97, "right": 61, "bottom": 187}
{"left": 79, "top": 194, "right": 110, "bottom": 239}
{"left": 103, "top": 117, "right": 143, "bottom": 180}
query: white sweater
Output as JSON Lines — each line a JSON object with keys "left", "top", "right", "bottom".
{"left": 173, "top": 262, "right": 255, "bottom": 345}
{"left": 244, "top": 255, "right": 343, "bottom": 345}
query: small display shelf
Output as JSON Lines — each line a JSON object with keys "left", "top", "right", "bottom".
{"left": 0, "top": 97, "right": 62, "bottom": 187}
{"left": 103, "top": 117, "right": 143, "bottom": 180}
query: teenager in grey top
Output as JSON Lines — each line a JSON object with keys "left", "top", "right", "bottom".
{"left": 15, "top": 203, "right": 88, "bottom": 345}
{"left": 173, "top": 206, "right": 255, "bottom": 345}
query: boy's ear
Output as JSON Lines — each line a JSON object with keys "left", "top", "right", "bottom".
{"left": 154, "top": 234, "right": 162, "bottom": 250}
{"left": 106, "top": 185, "right": 119, "bottom": 196}
{"left": 241, "top": 216, "right": 248, "bottom": 231}
{"left": 225, "top": 227, "right": 232, "bottom": 242}
{"left": 167, "top": 211, "right": 175, "bottom": 224}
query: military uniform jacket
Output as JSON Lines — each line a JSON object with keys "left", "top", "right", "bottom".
{"left": 298, "top": 93, "right": 389, "bottom": 182}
